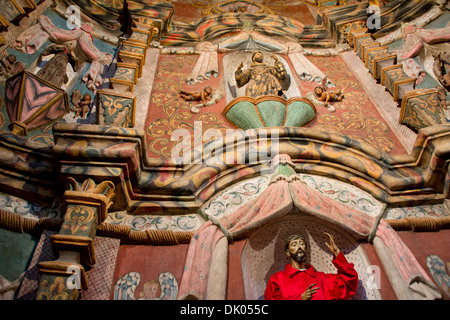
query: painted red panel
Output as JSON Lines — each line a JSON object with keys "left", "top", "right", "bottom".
{"left": 111, "top": 244, "right": 189, "bottom": 300}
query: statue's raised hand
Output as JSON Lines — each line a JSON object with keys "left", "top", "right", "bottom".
{"left": 324, "top": 232, "right": 340, "bottom": 257}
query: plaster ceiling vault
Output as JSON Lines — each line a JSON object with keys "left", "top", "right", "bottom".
{"left": 0, "top": 0, "right": 449, "bottom": 303}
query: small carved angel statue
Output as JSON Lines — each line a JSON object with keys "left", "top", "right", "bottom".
{"left": 314, "top": 77, "right": 345, "bottom": 108}
{"left": 179, "top": 86, "right": 213, "bottom": 107}
{"left": 70, "top": 90, "right": 92, "bottom": 118}
{"left": 0, "top": 54, "right": 25, "bottom": 81}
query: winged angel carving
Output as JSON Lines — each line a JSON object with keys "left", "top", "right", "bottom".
{"left": 12, "top": 15, "right": 112, "bottom": 91}
{"left": 113, "top": 271, "right": 178, "bottom": 300}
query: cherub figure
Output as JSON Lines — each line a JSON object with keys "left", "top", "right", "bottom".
{"left": 70, "top": 90, "right": 92, "bottom": 118}
{"left": 139, "top": 280, "right": 159, "bottom": 300}
{"left": 314, "top": 77, "right": 345, "bottom": 108}
{"left": 190, "top": 89, "right": 222, "bottom": 114}
{"left": 0, "top": 54, "right": 25, "bottom": 80}
{"left": 179, "top": 86, "right": 213, "bottom": 107}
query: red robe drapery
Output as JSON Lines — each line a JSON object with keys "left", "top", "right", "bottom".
{"left": 264, "top": 251, "right": 358, "bottom": 300}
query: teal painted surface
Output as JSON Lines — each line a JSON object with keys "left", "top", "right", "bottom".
{"left": 284, "top": 101, "right": 316, "bottom": 127}
{"left": 424, "top": 11, "right": 450, "bottom": 29}
{"left": 0, "top": 228, "right": 38, "bottom": 282}
{"left": 257, "top": 100, "right": 285, "bottom": 127}
{"left": 387, "top": 39, "right": 403, "bottom": 52}
{"left": 225, "top": 101, "right": 264, "bottom": 130}
{"left": 226, "top": 100, "right": 316, "bottom": 129}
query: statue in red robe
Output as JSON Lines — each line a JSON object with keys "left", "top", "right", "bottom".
{"left": 264, "top": 233, "right": 358, "bottom": 300}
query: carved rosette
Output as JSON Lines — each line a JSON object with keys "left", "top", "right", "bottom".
{"left": 36, "top": 178, "right": 115, "bottom": 300}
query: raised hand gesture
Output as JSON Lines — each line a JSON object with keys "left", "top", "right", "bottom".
{"left": 301, "top": 283, "right": 319, "bottom": 300}
{"left": 324, "top": 232, "right": 340, "bottom": 257}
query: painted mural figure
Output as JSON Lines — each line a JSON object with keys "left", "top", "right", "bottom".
{"left": 235, "top": 51, "right": 287, "bottom": 98}
{"left": 139, "top": 280, "right": 159, "bottom": 299}
{"left": 113, "top": 271, "right": 178, "bottom": 300}
{"left": 264, "top": 233, "right": 358, "bottom": 300}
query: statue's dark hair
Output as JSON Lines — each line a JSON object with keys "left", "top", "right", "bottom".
{"left": 251, "top": 51, "right": 263, "bottom": 61}
{"left": 314, "top": 86, "right": 323, "bottom": 92}
{"left": 284, "top": 234, "right": 307, "bottom": 252}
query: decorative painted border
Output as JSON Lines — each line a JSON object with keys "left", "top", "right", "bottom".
{"left": 1, "top": 122, "right": 450, "bottom": 215}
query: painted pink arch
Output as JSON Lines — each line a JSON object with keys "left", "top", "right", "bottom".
{"left": 178, "top": 155, "right": 377, "bottom": 300}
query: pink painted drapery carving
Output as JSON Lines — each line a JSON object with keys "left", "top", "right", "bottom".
{"left": 178, "top": 179, "right": 293, "bottom": 300}
{"left": 375, "top": 220, "right": 441, "bottom": 299}
{"left": 13, "top": 15, "right": 113, "bottom": 91}
{"left": 289, "top": 180, "right": 376, "bottom": 240}
{"left": 395, "top": 23, "right": 450, "bottom": 60}
{"left": 178, "top": 163, "right": 377, "bottom": 299}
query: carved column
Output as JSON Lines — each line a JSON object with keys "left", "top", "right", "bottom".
{"left": 36, "top": 178, "right": 115, "bottom": 300}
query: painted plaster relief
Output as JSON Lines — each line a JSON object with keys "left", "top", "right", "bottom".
{"left": 242, "top": 215, "right": 382, "bottom": 300}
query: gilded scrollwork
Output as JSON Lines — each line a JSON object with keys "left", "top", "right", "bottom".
{"left": 306, "top": 56, "right": 396, "bottom": 153}
{"left": 146, "top": 55, "right": 228, "bottom": 158}
{"left": 36, "top": 276, "right": 72, "bottom": 300}
{"left": 62, "top": 205, "right": 96, "bottom": 235}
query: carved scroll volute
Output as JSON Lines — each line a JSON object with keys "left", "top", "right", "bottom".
{"left": 64, "top": 177, "right": 115, "bottom": 224}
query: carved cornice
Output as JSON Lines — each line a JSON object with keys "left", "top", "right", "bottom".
{"left": 0, "top": 123, "right": 449, "bottom": 214}
{"left": 0, "top": 130, "right": 55, "bottom": 205}
{"left": 318, "top": 0, "right": 436, "bottom": 42}
{"left": 0, "top": 208, "right": 193, "bottom": 244}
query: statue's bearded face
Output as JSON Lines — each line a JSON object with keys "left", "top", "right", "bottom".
{"left": 253, "top": 52, "right": 264, "bottom": 63}
{"left": 286, "top": 238, "right": 307, "bottom": 263}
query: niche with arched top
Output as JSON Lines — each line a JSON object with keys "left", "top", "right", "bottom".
{"left": 241, "top": 213, "right": 381, "bottom": 300}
